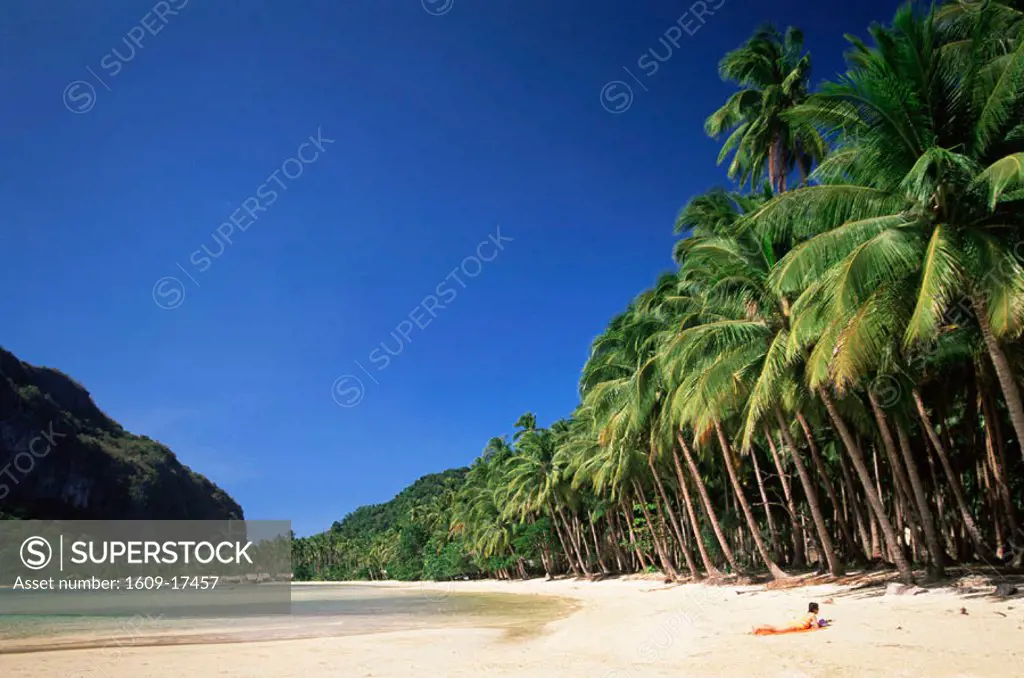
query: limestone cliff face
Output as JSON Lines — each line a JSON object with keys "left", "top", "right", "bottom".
{"left": 0, "top": 347, "right": 243, "bottom": 520}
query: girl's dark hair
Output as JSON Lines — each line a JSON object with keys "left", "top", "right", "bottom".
{"left": 808, "top": 602, "right": 819, "bottom": 613}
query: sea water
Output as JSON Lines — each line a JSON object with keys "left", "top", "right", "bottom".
{"left": 0, "top": 584, "right": 574, "bottom": 654}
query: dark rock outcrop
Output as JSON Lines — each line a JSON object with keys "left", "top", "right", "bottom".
{"left": 0, "top": 347, "right": 242, "bottom": 520}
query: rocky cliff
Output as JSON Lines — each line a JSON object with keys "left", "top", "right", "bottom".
{"left": 0, "top": 347, "right": 243, "bottom": 520}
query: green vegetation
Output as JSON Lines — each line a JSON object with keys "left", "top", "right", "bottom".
{"left": 293, "top": 469, "right": 472, "bottom": 580}
{"left": 0, "top": 347, "right": 242, "bottom": 520}
{"left": 294, "top": 0, "right": 1024, "bottom": 584}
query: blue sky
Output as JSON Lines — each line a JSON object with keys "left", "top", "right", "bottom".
{"left": 1, "top": 0, "right": 897, "bottom": 535}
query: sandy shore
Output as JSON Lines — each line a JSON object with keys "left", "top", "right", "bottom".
{"left": 2, "top": 575, "right": 1022, "bottom": 677}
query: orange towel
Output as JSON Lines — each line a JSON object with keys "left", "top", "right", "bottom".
{"left": 753, "top": 613, "right": 821, "bottom": 635}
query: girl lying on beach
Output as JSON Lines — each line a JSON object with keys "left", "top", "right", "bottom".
{"left": 753, "top": 602, "right": 831, "bottom": 635}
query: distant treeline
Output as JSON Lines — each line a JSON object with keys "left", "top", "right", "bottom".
{"left": 292, "top": 468, "right": 480, "bottom": 580}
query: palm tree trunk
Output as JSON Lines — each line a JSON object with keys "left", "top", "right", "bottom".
{"left": 515, "top": 553, "right": 528, "bottom": 579}
{"left": 795, "top": 412, "right": 865, "bottom": 564}
{"left": 633, "top": 480, "right": 680, "bottom": 580}
{"left": 775, "top": 410, "right": 843, "bottom": 575}
{"left": 557, "top": 507, "right": 591, "bottom": 576}
{"left": 574, "top": 514, "right": 596, "bottom": 569}
{"left": 653, "top": 495, "right": 687, "bottom": 579}
{"left": 549, "top": 502, "right": 581, "bottom": 576}
{"left": 749, "top": 444, "right": 783, "bottom": 562}
{"left": 539, "top": 548, "right": 553, "bottom": 579}
{"left": 714, "top": 421, "right": 788, "bottom": 579}
{"left": 588, "top": 518, "right": 612, "bottom": 575}
{"left": 873, "top": 445, "right": 895, "bottom": 562}
{"left": 836, "top": 443, "right": 873, "bottom": 557}
{"left": 671, "top": 443, "right": 723, "bottom": 576}
{"left": 893, "top": 420, "right": 946, "bottom": 577}
{"left": 676, "top": 431, "right": 741, "bottom": 572}
{"left": 923, "top": 432, "right": 958, "bottom": 559}
{"left": 648, "top": 454, "right": 700, "bottom": 578}
{"left": 818, "top": 388, "right": 914, "bottom": 583}
{"left": 980, "top": 455, "right": 1005, "bottom": 558}
{"left": 912, "top": 388, "right": 995, "bottom": 561}
{"left": 868, "top": 391, "right": 925, "bottom": 538}
{"left": 981, "top": 390, "right": 1022, "bottom": 552}
{"left": 868, "top": 482, "right": 882, "bottom": 559}
{"left": 607, "top": 510, "right": 629, "bottom": 572}
{"left": 622, "top": 499, "right": 650, "bottom": 571}
{"left": 764, "top": 426, "right": 807, "bottom": 568}
{"left": 973, "top": 295, "right": 1024, "bottom": 462}
{"left": 528, "top": 514, "right": 554, "bottom": 578}
{"left": 800, "top": 511, "right": 822, "bottom": 568}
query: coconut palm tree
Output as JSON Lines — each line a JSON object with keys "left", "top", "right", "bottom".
{"left": 669, "top": 187, "right": 846, "bottom": 575}
{"left": 706, "top": 25, "right": 827, "bottom": 192}
{"left": 760, "top": 2, "right": 1024, "bottom": 461}
{"left": 747, "top": 1, "right": 1024, "bottom": 573}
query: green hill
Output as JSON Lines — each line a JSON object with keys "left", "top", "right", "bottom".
{"left": 0, "top": 347, "right": 242, "bottom": 520}
{"left": 293, "top": 468, "right": 469, "bottom": 581}
{"left": 329, "top": 468, "right": 467, "bottom": 539}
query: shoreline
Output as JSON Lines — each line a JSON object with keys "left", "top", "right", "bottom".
{"left": 3, "top": 576, "right": 1022, "bottom": 677}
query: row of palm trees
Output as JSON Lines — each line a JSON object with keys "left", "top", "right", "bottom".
{"left": 296, "top": 0, "right": 1024, "bottom": 584}
{"left": 292, "top": 528, "right": 399, "bottom": 580}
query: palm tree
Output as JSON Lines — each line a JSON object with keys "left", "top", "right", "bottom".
{"left": 513, "top": 413, "right": 538, "bottom": 441}
{"left": 670, "top": 187, "right": 845, "bottom": 576}
{"left": 747, "top": 1, "right": 1024, "bottom": 575}
{"left": 761, "top": 3, "right": 1024, "bottom": 462}
{"left": 705, "top": 25, "right": 827, "bottom": 192}
{"left": 501, "top": 420, "right": 569, "bottom": 577}
{"left": 577, "top": 308, "right": 686, "bottom": 579}
{"left": 662, "top": 326, "right": 789, "bottom": 579}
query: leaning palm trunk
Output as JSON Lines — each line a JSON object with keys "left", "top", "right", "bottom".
{"left": 818, "top": 388, "right": 914, "bottom": 583}
{"left": 573, "top": 514, "right": 596, "bottom": 568}
{"left": 796, "top": 412, "right": 864, "bottom": 563}
{"left": 677, "top": 431, "right": 741, "bottom": 572}
{"left": 556, "top": 506, "right": 591, "bottom": 576}
{"left": 836, "top": 442, "right": 874, "bottom": 557}
{"left": 539, "top": 549, "right": 553, "bottom": 578}
{"left": 775, "top": 410, "right": 843, "bottom": 575}
{"left": 923, "top": 434, "right": 958, "bottom": 558}
{"left": 671, "top": 444, "right": 723, "bottom": 576}
{"left": 622, "top": 498, "right": 651, "bottom": 571}
{"left": 633, "top": 480, "right": 680, "bottom": 580}
{"left": 714, "top": 421, "right": 788, "bottom": 579}
{"left": 549, "top": 501, "right": 582, "bottom": 576}
{"left": 607, "top": 510, "right": 630, "bottom": 572}
{"left": 893, "top": 419, "right": 946, "bottom": 578}
{"left": 869, "top": 503, "right": 882, "bottom": 560}
{"left": 868, "top": 392, "right": 925, "bottom": 541}
{"left": 529, "top": 514, "right": 555, "bottom": 578}
{"left": 979, "top": 455, "right": 1005, "bottom": 557}
{"left": 912, "top": 389, "right": 995, "bottom": 561}
{"left": 648, "top": 454, "right": 700, "bottom": 578}
{"left": 973, "top": 295, "right": 1024, "bottom": 463}
{"left": 749, "top": 444, "right": 784, "bottom": 562}
{"left": 981, "top": 392, "right": 1022, "bottom": 552}
{"left": 764, "top": 426, "right": 806, "bottom": 568}
{"left": 514, "top": 551, "right": 529, "bottom": 579}
{"left": 588, "top": 518, "right": 612, "bottom": 575}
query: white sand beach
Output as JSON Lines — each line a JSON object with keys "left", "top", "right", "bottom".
{"left": 2, "top": 575, "right": 1022, "bottom": 678}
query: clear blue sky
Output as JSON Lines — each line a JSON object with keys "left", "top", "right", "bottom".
{"left": 1, "top": 0, "right": 897, "bottom": 535}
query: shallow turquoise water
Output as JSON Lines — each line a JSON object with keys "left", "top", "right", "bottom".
{"left": 0, "top": 584, "right": 573, "bottom": 653}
